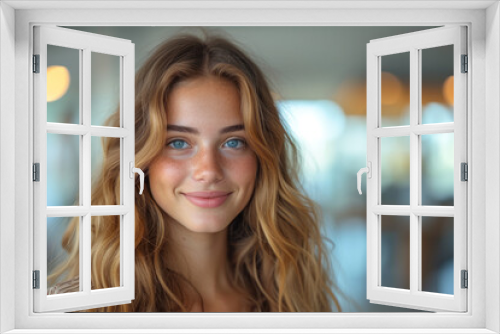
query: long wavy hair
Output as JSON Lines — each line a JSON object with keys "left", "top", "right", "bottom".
{"left": 49, "top": 32, "right": 341, "bottom": 312}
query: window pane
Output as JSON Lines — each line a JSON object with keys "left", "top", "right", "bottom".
{"left": 91, "top": 52, "right": 120, "bottom": 127}
{"left": 91, "top": 216, "right": 121, "bottom": 290}
{"left": 47, "top": 133, "right": 80, "bottom": 206}
{"left": 381, "top": 52, "right": 410, "bottom": 127}
{"left": 421, "top": 133, "right": 454, "bottom": 206}
{"left": 421, "top": 216, "right": 454, "bottom": 294}
{"left": 92, "top": 137, "right": 121, "bottom": 205}
{"left": 381, "top": 215, "right": 410, "bottom": 290}
{"left": 421, "top": 45, "right": 454, "bottom": 124}
{"left": 381, "top": 136, "right": 410, "bottom": 205}
{"left": 47, "top": 216, "right": 80, "bottom": 295}
{"left": 47, "top": 45, "right": 80, "bottom": 124}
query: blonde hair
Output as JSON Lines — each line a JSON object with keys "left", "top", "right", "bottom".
{"left": 49, "top": 33, "right": 341, "bottom": 312}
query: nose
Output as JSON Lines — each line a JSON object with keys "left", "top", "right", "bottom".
{"left": 192, "top": 146, "right": 224, "bottom": 184}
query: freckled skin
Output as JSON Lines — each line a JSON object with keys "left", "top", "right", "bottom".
{"left": 148, "top": 77, "right": 258, "bottom": 234}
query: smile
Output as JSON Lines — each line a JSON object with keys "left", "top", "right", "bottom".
{"left": 183, "top": 193, "right": 231, "bottom": 208}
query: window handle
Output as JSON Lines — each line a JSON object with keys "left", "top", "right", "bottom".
{"left": 357, "top": 162, "right": 372, "bottom": 195}
{"left": 129, "top": 162, "right": 144, "bottom": 195}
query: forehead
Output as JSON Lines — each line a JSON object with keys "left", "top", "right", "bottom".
{"left": 166, "top": 76, "right": 242, "bottom": 126}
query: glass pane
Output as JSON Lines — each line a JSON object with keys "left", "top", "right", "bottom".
{"left": 421, "top": 133, "right": 454, "bottom": 206}
{"left": 421, "top": 217, "right": 454, "bottom": 294}
{"left": 381, "top": 215, "right": 410, "bottom": 290}
{"left": 47, "top": 45, "right": 80, "bottom": 124}
{"left": 381, "top": 136, "right": 410, "bottom": 205}
{"left": 47, "top": 133, "right": 80, "bottom": 206}
{"left": 92, "top": 137, "right": 121, "bottom": 205}
{"left": 91, "top": 52, "right": 121, "bottom": 127}
{"left": 381, "top": 52, "right": 410, "bottom": 127}
{"left": 91, "top": 216, "right": 121, "bottom": 290}
{"left": 47, "top": 216, "right": 80, "bottom": 295}
{"left": 421, "top": 45, "right": 454, "bottom": 124}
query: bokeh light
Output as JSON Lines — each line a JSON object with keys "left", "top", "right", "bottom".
{"left": 277, "top": 100, "right": 346, "bottom": 175}
{"left": 381, "top": 71, "right": 403, "bottom": 106}
{"left": 422, "top": 102, "right": 453, "bottom": 124}
{"left": 47, "top": 65, "right": 70, "bottom": 102}
{"left": 443, "top": 75, "right": 454, "bottom": 106}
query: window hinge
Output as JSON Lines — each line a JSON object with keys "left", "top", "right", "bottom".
{"left": 33, "top": 54, "right": 40, "bottom": 73}
{"left": 461, "top": 54, "right": 468, "bottom": 73}
{"left": 461, "top": 270, "right": 468, "bottom": 289}
{"left": 33, "top": 270, "right": 40, "bottom": 289}
{"left": 33, "top": 163, "right": 40, "bottom": 182}
{"left": 461, "top": 162, "right": 468, "bottom": 181}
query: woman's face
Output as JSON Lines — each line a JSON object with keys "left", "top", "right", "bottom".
{"left": 149, "top": 76, "right": 258, "bottom": 234}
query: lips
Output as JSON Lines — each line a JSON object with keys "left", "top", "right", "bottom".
{"left": 183, "top": 191, "right": 232, "bottom": 208}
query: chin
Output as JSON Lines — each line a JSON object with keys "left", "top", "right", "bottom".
{"left": 181, "top": 218, "right": 232, "bottom": 234}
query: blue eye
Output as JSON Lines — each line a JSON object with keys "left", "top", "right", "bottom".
{"left": 225, "top": 138, "right": 245, "bottom": 149}
{"left": 168, "top": 139, "right": 189, "bottom": 150}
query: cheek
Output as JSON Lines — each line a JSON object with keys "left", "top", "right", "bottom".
{"left": 148, "top": 157, "right": 187, "bottom": 196}
{"left": 230, "top": 154, "right": 258, "bottom": 190}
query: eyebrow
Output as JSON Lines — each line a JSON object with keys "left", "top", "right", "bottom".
{"left": 166, "top": 124, "right": 245, "bottom": 135}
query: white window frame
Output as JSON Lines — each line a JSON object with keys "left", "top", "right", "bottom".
{"left": 0, "top": 1, "right": 498, "bottom": 333}
{"left": 366, "top": 26, "right": 468, "bottom": 312}
{"left": 33, "top": 25, "right": 136, "bottom": 313}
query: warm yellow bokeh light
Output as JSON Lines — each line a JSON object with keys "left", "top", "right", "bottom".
{"left": 47, "top": 66, "right": 70, "bottom": 102}
{"left": 381, "top": 71, "right": 403, "bottom": 106}
{"left": 443, "top": 75, "right": 454, "bottom": 106}
{"left": 333, "top": 80, "right": 366, "bottom": 116}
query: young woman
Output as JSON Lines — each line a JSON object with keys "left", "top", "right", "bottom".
{"left": 49, "top": 33, "right": 341, "bottom": 312}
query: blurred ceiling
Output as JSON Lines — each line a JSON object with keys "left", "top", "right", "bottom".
{"left": 68, "top": 26, "right": 443, "bottom": 101}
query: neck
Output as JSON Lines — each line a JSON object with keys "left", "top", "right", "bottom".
{"left": 166, "top": 220, "right": 233, "bottom": 299}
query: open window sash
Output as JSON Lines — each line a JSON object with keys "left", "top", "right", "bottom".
{"left": 33, "top": 26, "right": 136, "bottom": 312}
{"left": 365, "top": 26, "right": 467, "bottom": 312}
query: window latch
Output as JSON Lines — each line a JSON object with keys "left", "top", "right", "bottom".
{"left": 129, "top": 162, "right": 144, "bottom": 195}
{"left": 357, "top": 162, "right": 372, "bottom": 195}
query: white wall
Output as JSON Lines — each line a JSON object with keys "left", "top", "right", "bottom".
{"left": 0, "top": 2, "right": 16, "bottom": 333}
{"left": 486, "top": 2, "right": 500, "bottom": 333}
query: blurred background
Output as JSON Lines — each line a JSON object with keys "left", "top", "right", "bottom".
{"left": 46, "top": 26, "right": 455, "bottom": 312}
